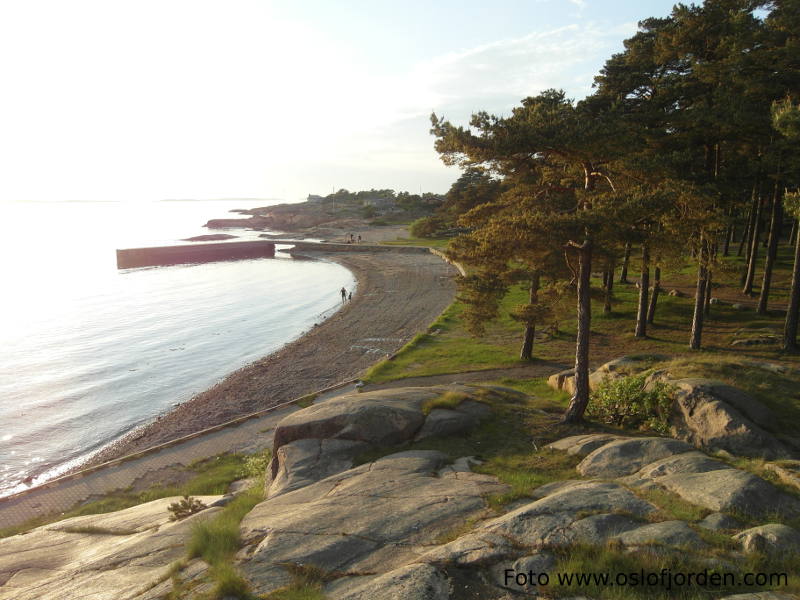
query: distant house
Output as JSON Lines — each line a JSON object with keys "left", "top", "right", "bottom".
{"left": 361, "top": 197, "right": 395, "bottom": 210}
{"left": 307, "top": 194, "right": 326, "bottom": 204}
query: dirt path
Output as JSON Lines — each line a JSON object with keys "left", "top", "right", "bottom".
{"left": 87, "top": 248, "right": 458, "bottom": 464}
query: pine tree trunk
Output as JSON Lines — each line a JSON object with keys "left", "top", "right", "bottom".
{"left": 635, "top": 245, "right": 649, "bottom": 338}
{"left": 704, "top": 269, "right": 713, "bottom": 316}
{"left": 647, "top": 266, "right": 661, "bottom": 324}
{"left": 737, "top": 206, "right": 753, "bottom": 257}
{"left": 519, "top": 325, "right": 535, "bottom": 360}
{"left": 604, "top": 263, "right": 614, "bottom": 314}
{"left": 758, "top": 187, "right": 783, "bottom": 315}
{"left": 619, "top": 243, "right": 631, "bottom": 284}
{"left": 562, "top": 242, "right": 592, "bottom": 424}
{"left": 742, "top": 190, "right": 763, "bottom": 295}
{"left": 784, "top": 231, "right": 800, "bottom": 352}
{"left": 690, "top": 240, "right": 708, "bottom": 350}
{"left": 722, "top": 224, "right": 733, "bottom": 257}
{"left": 520, "top": 271, "right": 540, "bottom": 360}
{"left": 790, "top": 219, "right": 797, "bottom": 247}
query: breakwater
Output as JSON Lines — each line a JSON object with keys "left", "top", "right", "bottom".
{"left": 116, "top": 240, "right": 276, "bottom": 268}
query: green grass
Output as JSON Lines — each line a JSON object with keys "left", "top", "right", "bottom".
{"left": 182, "top": 479, "right": 265, "bottom": 599}
{"left": 489, "top": 377, "right": 571, "bottom": 406}
{"left": 481, "top": 447, "right": 583, "bottom": 510}
{"left": 363, "top": 301, "right": 525, "bottom": 383}
{"left": 210, "top": 562, "right": 254, "bottom": 599}
{"left": 294, "top": 393, "right": 318, "bottom": 408}
{"left": 379, "top": 236, "right": 450, "bottom": 248}
{"left": 433, "top": 514, "right": 485, "bottom": 544}
{"left": 239, "top": 449, "right": 272, "bottom": 480}
{"left": 356, "top": 381, "right": 589, "bottom": 510}
{"left": 56, "top": 525, "right": 140, "bottom": 535}
{"left": 543, "top": 542, "right": 799, "bottom": 599}
{"left": 634, "top": 487, "right": 711, "bottom": 523}
{"left": 363, "top": 242, "right": 800, "bottom": 389}
{"left": 166, "top": 453, "right": 272, "bottom": 600}
{"left": 692, "top": 525, "right": 741, "bottom": 552}
{"left": 187, "top": 484, "right": 264, "bottom": 566}
{"left": 263, "top": 564, "right": 335, "bottom": 600}
{"left": 0, "top": 453, "right": 250, "bottom": 539}
{"left": 420, "top": 390, "right": 472, "bottom": 415}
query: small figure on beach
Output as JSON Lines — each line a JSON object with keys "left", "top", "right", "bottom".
{"left": 357, "top": 234, "right": 362, "bottom": 244}
{"left": 348, "top": 291, "right": 352, "bottom": 301}
{"left": 350, "top": 233, "right": 355, "bottom": 243}
{"left": 341, "top": 287, "right": 347, "bottom": 302}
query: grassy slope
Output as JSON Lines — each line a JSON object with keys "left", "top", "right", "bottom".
{"left": 365, "top": 244, "right": 800, "bottom": 385}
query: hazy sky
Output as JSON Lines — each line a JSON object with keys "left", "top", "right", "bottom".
{"left": 0, "top": 0, "right": 683, "bottom": 203}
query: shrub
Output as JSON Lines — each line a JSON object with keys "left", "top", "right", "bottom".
{"left": 410, "top": 216, "right": 442, "bottom": 238}
{"left": 168, "top": 495, "right": 207, "bottom": 521}
{"left": 239, "top": 449, "right": 272, "bottom": 479}
{"left": 587, "top": 375, "right": 674, "bottom": 434}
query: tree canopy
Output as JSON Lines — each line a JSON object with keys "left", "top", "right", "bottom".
{"left": 428, "top": 0, "right": 800, "bottom": 423}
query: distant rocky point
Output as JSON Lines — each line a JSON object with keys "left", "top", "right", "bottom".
{"left": 181, "top": 234, "right": 239, "bottom": 242}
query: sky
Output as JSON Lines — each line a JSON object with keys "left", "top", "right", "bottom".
{"left": 0, "top": 0, "right": 685, "bottom": 204}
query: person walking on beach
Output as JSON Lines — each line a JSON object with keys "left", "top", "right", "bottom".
{"left": 341, "top": 287, "right": 347, "bottom": 302}
{"left": 348, "top": 291, "right": 352, "bottom": 301}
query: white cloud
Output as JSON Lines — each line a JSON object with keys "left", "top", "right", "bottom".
{"left": 291, "top": 21, "right": 637, "bottom": 196}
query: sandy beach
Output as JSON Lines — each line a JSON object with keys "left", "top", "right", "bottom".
{"left": 86, "top": 246, "right": 457, "bottom": 465}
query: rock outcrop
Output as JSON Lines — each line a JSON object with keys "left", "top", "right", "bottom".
{"left": 238, "top": 450, "right": 507, "bottom": 597}
{"left": 549, "top": 356, "right": 799, "bottom": 460}
{"left": 0, "top": 496, "right": 223, "bottom": 600}
{"left": 4, "top": 382, "right": 800, "bottom": 600}
{"left": 576, "top": 437, "right": 694, "bottom": 478}
{"left": 267, "top": 385, "right": 495, "bottom": 496}
{"left": 554, "top": 433, "right": 800, "bottom": 520}
{"left": 733, "top": 524, "right": 800, "bottom": 555}
{"left": 547, "top": 355, "right": 661, "bottom": 396}
{"left": 670, "top": 378, "right": 793, "bottom": 459}
{"left": 234, "top": 405, "right": 800, "bottom": 598}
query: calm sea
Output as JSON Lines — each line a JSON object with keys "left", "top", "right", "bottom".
{"left": 0, "top": 199, "right": 354, "bottom": 497}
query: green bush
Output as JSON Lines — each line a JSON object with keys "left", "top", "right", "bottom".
{"left": 239, "top": 449, "right": 272, "bottom": 479}
{"left": 587, "top": 375, "right": 674, "bottom": 434}
{"left": 409, "top": 216, "right": 443, "bottom": 238}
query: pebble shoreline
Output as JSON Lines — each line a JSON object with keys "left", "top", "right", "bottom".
{"left": 80, "top": 248, "right": 458, "bottom": 468}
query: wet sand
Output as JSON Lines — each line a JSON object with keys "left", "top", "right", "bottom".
{"left": 86, "top": 248, "right": 457, "bottom": 464}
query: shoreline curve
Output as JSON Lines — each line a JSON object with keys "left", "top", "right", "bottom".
{"left": 82, "top": 247, "right": 458, "bottom": 467}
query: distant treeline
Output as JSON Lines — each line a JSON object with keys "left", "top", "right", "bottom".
{"left": 320, "top": 188, "right": 445, "bottom": 216}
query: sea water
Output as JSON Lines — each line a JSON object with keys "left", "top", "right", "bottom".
{"left": 0, "top": 199, "right": 354, "bottom": 497}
